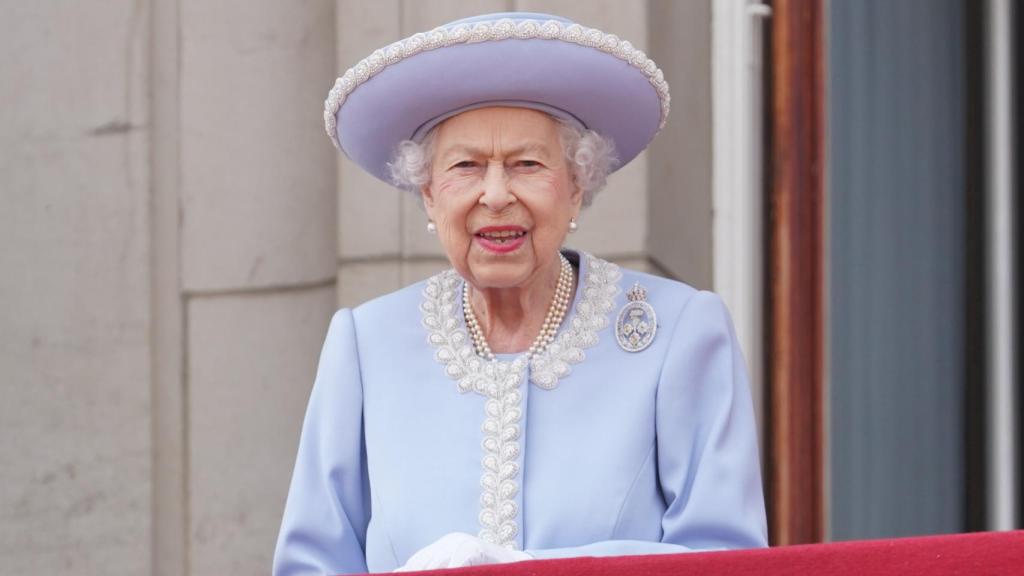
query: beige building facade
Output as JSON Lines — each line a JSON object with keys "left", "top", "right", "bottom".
{"left": 1, "top": 1, "right": 736, "bottom": 574}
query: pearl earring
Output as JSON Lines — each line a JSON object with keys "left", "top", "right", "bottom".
{"left": 426, "top": 220, "right": 437, "bottom": 234}
{"left": 568, "top": 217, "right": 578, "bottom": 233}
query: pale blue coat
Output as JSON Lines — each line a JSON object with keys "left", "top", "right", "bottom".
{"left": 273, "top": 252, "right": 767, "bottom": 575}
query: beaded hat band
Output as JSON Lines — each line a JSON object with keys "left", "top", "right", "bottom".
{"left": 324, "top": 12, "right": 671, "bottom": 185}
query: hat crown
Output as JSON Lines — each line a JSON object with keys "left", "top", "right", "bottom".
{"left": 324, "top": 11, "right": 670, "bottom": 185}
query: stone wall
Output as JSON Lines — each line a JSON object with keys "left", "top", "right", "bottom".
{"left": 1, "top": 2, "right": 152, "bottom": 574}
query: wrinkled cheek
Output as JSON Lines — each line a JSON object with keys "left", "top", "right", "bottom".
{"left": 435, "top": 219, "right": 471, "bottom": 256}
{"left": 430, "top": 200, "right": 474, "bottom": 251}
{"left": 436, "top": 177, "right": 478, "bottom": 197}
{"left": 430, "top": 204, "right": 459, "bottom": 236}
{"left": 530, "top": 228, "right": 560, "bottom": 254}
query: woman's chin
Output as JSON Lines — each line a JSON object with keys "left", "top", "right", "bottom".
{"left": 464, "top": 255, "right": 535, "bottom": 290}
{"left": 466, "top": 268, "right": 533, "bottom": 291}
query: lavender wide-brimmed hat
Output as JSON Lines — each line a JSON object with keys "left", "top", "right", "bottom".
{"left": 324, "top": 12, "right": 671, "bottom": 184}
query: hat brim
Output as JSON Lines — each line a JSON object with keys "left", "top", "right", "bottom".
{"left": 327, "top": 16, "right": 668, "bottom": 185}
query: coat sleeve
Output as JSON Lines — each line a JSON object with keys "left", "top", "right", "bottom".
{"left": 528, "top": 291, "right": 768, "bottom": 559}
{"left": 273, "top": 309, "right": 371, "bottom": 575}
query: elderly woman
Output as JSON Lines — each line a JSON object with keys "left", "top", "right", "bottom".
{"left": 273, "top": 12, "right": 766, "bottom": 575}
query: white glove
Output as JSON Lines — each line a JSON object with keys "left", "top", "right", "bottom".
{"left": 395, "top": 532, "right": 532, "bottom": 572}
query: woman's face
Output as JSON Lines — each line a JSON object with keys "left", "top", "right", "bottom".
{"left": 422, "top": 107, "right": 582, "bottom": 291}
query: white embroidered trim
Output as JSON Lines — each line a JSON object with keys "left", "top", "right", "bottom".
{"left": 529, "top": 255, "right": 620, "bottom": 389}
{"left": 324, "top": 18, "right": 671, "bottom": 149}
{"left": 419, "top": 253, "right": 621, "bottom": 548}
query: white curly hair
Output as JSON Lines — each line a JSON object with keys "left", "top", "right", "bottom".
{"left": 387, "top": 115, "right": 618, "bottom": 208}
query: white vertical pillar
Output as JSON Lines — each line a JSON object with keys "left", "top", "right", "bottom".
{"left": 712, "top": 0, "right": 769, "bottom": 441}
{"left": 986, "top": 0, "right": 1018, "bottom": 532}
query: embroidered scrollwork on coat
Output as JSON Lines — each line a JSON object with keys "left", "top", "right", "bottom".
{"left": 420, "top": 252, "right": 621, "bottom": 548}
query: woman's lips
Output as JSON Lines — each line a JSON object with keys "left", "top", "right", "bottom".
{"left": 474, "top": 227, "right": 527, "bottom": 254}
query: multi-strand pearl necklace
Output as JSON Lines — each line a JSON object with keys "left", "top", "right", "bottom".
{"left": 463, "top": 254, "right": 574, "bottom": 362}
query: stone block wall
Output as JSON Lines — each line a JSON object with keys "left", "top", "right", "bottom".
{"left": 0, "top": 2, "right": 153, "bottom": 574}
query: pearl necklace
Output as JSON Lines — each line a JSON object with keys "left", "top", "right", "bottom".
{"left": 463, "top": 254, "right": 574, "bottom": 362}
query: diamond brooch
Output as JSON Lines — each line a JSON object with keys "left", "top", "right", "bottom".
{"left": 616, "top": 282, "right": 657, "bottom": 352}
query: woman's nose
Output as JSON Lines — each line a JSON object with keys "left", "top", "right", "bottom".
{"left": 479, "top": 161, "right": 515, "bottom": 211}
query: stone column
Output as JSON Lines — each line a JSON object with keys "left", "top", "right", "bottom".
{"left": 178, "top": 1, "right": 337, "bottom": 574}
{"left": 0, "top": 2, "right": 153, "bottom": 574}
{"left": 647, "top": 0, "right": 713, "bottom": 288}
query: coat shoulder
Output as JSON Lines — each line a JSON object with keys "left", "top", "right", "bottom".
{"left": 614, "top": 264, "right": 701, "bottom": 324}
{"left": 348, "top": 276, "right": 434, "bottom": 337}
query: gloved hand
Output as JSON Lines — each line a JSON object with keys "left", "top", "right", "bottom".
{"left": 394, "top": 532, "right": 532, "bottom": 572}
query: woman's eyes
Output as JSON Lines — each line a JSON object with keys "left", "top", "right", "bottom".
{"left": 446, "top": 159, "right": 544, "bottom": 171}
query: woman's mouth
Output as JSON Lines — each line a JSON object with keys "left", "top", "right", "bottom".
{"left": 475, "top": 227, "right": 527, "bottom": 253}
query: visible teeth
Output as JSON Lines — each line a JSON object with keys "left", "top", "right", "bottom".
{"left": 480, "top": 230, "right": 525, "bottom": 238}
